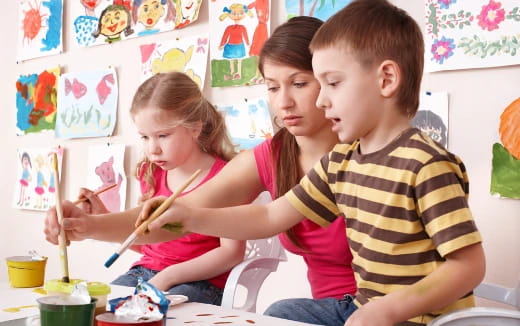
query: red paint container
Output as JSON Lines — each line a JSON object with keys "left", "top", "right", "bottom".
{"left": 96, "top": 312, "right": 164, "bottom": 326}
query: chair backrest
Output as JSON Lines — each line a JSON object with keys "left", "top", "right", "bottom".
{"left": 244, "top": 236, "right": 287, "bottom": 262}
{"left": 221, "top": 236, "right": 287, "bottom": 312}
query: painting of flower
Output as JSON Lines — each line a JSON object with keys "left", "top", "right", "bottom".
{"left": 425, "top": 0, "right": 520, "bottom": 72}
{"left": 477, "top": 0, "right": 506, "bottom": 31}
{"left": 431, "top": 36, "right": 455, "bottom": 64}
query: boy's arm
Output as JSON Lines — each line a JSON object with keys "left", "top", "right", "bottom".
{"left": 147, "top": 238, "right": 246, "bottom": 291}
{"left": 148, "top": 196, "right": 306, "bottom": 240}
{"left": 345, "top": 243, "right": 486, "bottom": 326}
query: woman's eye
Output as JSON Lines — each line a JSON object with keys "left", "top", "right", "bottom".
{"left": 267, "top": 86, "right": 278, "bottom": 92}
{"left": 294, "top": 82, "right": 307, "bottom": 88}
{"left": 140, "top": 135, "right": 148, "bottom": 140}
{"left": 158, "top": 134, "right": 169, "bottom": 138}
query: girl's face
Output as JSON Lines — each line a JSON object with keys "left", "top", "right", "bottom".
{"left": 263, "top": 61, "right": 332, "bottom": 137}
{"left": 133, "top": 107, "right": 200, "bottom": 170}
{"left": 137, "top": 0, "right": 164, "bottom": 28}
{"left": 100, "top": 8, "right": 129, "bottom": 37}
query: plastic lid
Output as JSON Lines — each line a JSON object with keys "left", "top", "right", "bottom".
{"left": 44, "top": 279, "right": 111, "bottom": 296}
{"left": 87, "top": 281, "right": 111, "bottom": 296}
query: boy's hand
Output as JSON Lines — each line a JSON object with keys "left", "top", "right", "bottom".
{"left": 44, "top": 201, "right": 91, "bottom": 244}
{"left": 76, "top": 187, "right": 109, "bottom": 214}
{"left": 135, "top": 196, "right": 168, "bottom": 227}
{"left": 345, "top": 299, "right": 397, "bottom": 326}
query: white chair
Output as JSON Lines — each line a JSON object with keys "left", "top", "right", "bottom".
{"left": 221, "top": 236, "right": 287, "bottom": 312}
{"left": 427, "top": 278, "right": 520, "bottom": 325}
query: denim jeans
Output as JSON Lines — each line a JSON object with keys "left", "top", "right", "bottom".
{"left": 111, "top": 265, "right": 223, "bottom": 305}
{"left": 263, "top": 294, "right": 357, "bottom": 326}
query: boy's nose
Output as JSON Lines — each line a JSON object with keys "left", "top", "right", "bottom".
{"left": 315, "top": 91, "right": 329, "bottom": 110}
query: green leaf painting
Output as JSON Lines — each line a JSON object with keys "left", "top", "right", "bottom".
{"left": 490, "top": 143, "right": 520, "bottom": 199}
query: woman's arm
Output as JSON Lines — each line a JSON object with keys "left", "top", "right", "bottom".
{"left": 147, "top": 238, "right": 246, "bottom": 291}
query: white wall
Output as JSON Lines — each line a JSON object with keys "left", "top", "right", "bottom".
{"left": 0, "top": 0, "right": 518, "bottom": 314}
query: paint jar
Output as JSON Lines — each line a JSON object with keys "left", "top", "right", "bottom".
{"left": 44, "top": 279, "right": 111, "bottom": 323}
{"left": 5, "top": 256, "right": 47, "bottom": 288}
{"left": 26, "top": 295, "right": 97, "bottom": 326}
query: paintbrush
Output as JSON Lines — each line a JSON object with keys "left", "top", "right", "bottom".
{"left": 52, "top": 152, "right": 70, "bottom": 283}
{"left": 72, "top": 183, "right": 117, "bottom": 205}
{"left": 104, "top": 169, "right": 201, "bottom": 268}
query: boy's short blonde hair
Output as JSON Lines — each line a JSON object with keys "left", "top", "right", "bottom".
{"left": 310, "top": 0, "right": 424, "bottom": 116}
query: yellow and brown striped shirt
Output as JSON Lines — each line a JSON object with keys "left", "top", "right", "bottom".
{"left": 285, "top": 128, "right": 482, "bottom": 326}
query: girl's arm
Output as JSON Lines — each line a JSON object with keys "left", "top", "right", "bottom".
{"left": 147, "top": 238, "right": 246, "bottom": 291}
{"left": 44, "top": 202, "right": 179, "bottom": 245}
{"left": 344, "top": 243, "right": 486, "bottom": 326}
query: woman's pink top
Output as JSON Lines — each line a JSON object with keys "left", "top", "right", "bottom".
{"left": 133, "top": 158, "right": 229, "bottom": 289}
{"left": 254, "top": 139, "right": 356, "bottom": 299}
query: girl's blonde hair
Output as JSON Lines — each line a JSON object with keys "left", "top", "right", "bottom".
{"left": 219, "top": 3, "right": 253, "bottom": 21}
{"left": 131, "top": 72, "right": 236, "bottom": 200}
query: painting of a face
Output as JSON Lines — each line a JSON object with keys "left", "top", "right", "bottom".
{"left": 80, "top": 0, "right": 101, "bottom": 11}
{"left": 180, "top": 0, "right": 200, "bottom": 20}
{"left": 100, "top": 8, "right": 129, "bottom": 37}
{"left": 138, "top": 0, "right": 165, "bottom": 28}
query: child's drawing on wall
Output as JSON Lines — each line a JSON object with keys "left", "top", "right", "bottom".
{"left": 33, "top": 154, "right": 48, "bottom": 209}
{"left": 490, "top": 97, "right": 520, "bottom": 199}
{"left": 17, "top": 152, "right": 32, "bottom": 206}
{"left": 14, "top": 147, "right": 63, "bottom": 211}
{"left": 247, "top": 0, "right": 270, "bottom": 84}
{"left": 73, "top": 0, "right": 177, "bottom": 47}
{"left": 210, "top": 0, "right": 258, "bottom": 87}
{"left": 86, "top": 144, "right": 126, "bottom": 212}
{"left": 16, "top": 67, "right": 60, "bottom": 136}
{"left": 412, "top": 110, "right": 447, "bottom": 147}
{"left": 219, "top": 4, "right": 253, "bottom": 81}
{"left": 92, "top": 4, "right": 134, "bottom": 43}
{"left": 140, "top": 34, "right": 209, "bottom": 87}
{"left": 56, "top": 68, "right": 118, "bottom": 139}
{"left": 414, "top": 91, "right": 449, "bottom": 147}
{"left": 175, "top": 0, "right": 203, "bottom": 28}
{"left": 17, "top": 0, "right": 63, "bottom": 61}
{"left": 132, "top": 0, "right": 175, "bottom": 36}
{"left": 285, "top": 0, "right": 350, "bottom": 20}
{"left": 216, "top": 97, "right": 273, "bottom": 151}
{"left": 425, "top": 0, "right": 520, "bottom": 72}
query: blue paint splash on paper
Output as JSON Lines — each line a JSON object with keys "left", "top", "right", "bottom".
{"left": 41, "top": 0, "right": 62, "bottom": 51}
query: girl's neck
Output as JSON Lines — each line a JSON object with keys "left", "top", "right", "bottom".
{"left": 166, "top": 149, "right": 215, "bottom": 192}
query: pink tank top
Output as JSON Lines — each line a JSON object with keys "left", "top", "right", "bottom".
{"left": 133, "top": 158, "right": 229, "bottom": 289}
{"left": 254, "top": 139, "right": 356, "bottom": 299}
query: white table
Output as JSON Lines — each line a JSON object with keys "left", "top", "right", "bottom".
{"left": 0, "top": 283, "right": 318, "bottom": 326}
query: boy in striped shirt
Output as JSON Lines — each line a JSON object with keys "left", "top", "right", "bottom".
{"left": 147, "top": 0, "right": 486, "bottom": 325}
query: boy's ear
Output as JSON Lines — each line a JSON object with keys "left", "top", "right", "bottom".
{"left": 378, "top": 60, "right": 401, "bottom": 98}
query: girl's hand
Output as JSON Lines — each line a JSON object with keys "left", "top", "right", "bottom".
{"left": 76, "top": 187, "right": 109, "bottom": 214}
{"left": 44, "top": 201, "right": 91, "bottom": 244}
{"left": 135, "top": 196, "right": 168, "bottom": 227}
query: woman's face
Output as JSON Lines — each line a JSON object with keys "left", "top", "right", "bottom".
{"left": 262, "top": 60, "right": 332, "bottom": 137}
